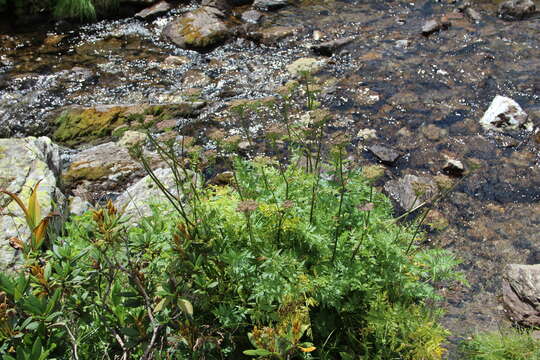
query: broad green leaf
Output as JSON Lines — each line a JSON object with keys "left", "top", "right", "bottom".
{"left": 243, "top": 349, "right": 275, "bottom": 356}
{"left": 27, "top": 180, "right": 42, "bottom": 230}
{"left": 178, "top": 299, "right": 193, "bottom": 317}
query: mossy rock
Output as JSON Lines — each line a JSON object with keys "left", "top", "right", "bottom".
{"left": 51, "top": 103, "right": 205, "bottom": 147}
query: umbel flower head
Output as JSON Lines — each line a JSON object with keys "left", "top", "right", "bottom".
{"left": 236, "top": 199, "right": 259, "bottom": 213}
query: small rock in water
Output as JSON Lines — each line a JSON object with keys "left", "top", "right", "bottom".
{"left": 311, "top": 37, "right": 354, "bottom": 56}
{"left": 502, "top": 264, "right": 540, "bottom": 327}
{"left": 357, "top": 128, "right": 377, "bottom": 140}
{"left": 312, "top": 30, "right": 324, "bottom": 41}
{"left": 241, "top": 10, "right": 263, "bottom": 24}
{"left": 395, "top": 39, "right": 411, "bottom": 48}
{"left": 479, "top": 95, "right": 532, "bottom": 132}
{"left": 253, "top": 0, "right": 289, "bottom": 11}
{"left": 443, "top": 157, "right": 465, "bottom": 176}
{"left": 162, "top": 7, "right": 229, "bottom": 50}
{"left": 498, "top": 0, "right": 536, "bottom": 21}
{"left": 384, "top": 174, "right": 438, "bottom": 211}
{"left": 286, "top": 57, "right": 327, "bottom": 77}
{"left": 464, "top": 7, "right": 482, "bottom": 22}
{"left": 368, "top": 144, "right": 401, "bottom": 164}
{"left": 249, "top": 26, "right": 297, "bottom": 45}
{"left": 135, "top": 1, "right": 172, "bottom": 20}
{"left": 421, "top": 17, "right": 451, "bottom": 36}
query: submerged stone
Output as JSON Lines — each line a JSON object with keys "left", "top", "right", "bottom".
{"left": 384, "top": 174, "right": 438, "bottom": 211}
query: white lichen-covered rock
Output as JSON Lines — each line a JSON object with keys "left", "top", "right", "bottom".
{"left": 115, "top": 168, "right": 197, "bottom": 222}
{"left": 480, "top": 95, "right": 532, "bottom": 132}
{"left": 0, "top": 137, "right": 64, "bottom": 269}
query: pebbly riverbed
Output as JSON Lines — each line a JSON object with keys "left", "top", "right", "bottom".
{"left": 1, "top": 0, "right": 539, "bottom": 357}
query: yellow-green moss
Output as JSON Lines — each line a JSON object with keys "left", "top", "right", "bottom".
{"left": 53, "top": 107, "right": 128, "bottom": 146}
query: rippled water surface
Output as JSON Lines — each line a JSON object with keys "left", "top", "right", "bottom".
{"left": 1, "top": 0, "right": 539, "bottom": 355}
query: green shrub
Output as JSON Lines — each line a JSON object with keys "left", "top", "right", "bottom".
{"left": 0, "top": 76, "right": 465, "bottom": 359}
{"left": 460, "top": 328, "right": 540, "bottom": 360}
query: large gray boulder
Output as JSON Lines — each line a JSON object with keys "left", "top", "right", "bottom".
{"left": 0, "top": 137, "right": 64, "bottom": 269}
{"left": 502, "top": 264, "right": 540, "bottom": 327}
{"left": 162, "top": 7, "right": 230, "bottom": 49}
{"left": 498, "top": 0, "right": 536, "bottom": 20}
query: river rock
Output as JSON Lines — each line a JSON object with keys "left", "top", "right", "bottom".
{"left": 115, "top": 167, "right": 196, "bottom": 222}
{"left": 502, "top": 264, "right": 540, "bottom": 326}
{"left": 0, "top": 137, "right": 64, "bottom": 269}
{"left": 162, "top": 7, "right": 230, "bottom": 49}
{"left": 253, "top": 0, "right": 289, "bottom": 11}
{"left": 384, "top": 174, "right": 438, "bottom": 211}
{"left": 249, "top": 26, "right": 297, "bottom": 45}
{"left": 498, "top": 0, "right": 536, "bottom": 20}
{"left": 286, "top": 57, "right": 327, "bottom": 77}
{"left": 135, "top": 1, "right": 173, "bottom": 20}
{"left": 311, "top": 37, "right": 354, "bottom": 56}
{"left": 421, "top": 18, "right": 450, "bottom": 36}
{"left": 368, "top": 144, "right": 401, "bottom": 164}
{"left": 443, "top": 157, "right": 465, "bottom": 176}
{"left": 63, "top": 142, "right": 144, "bottom": 191}
{"left": 479, "top": 95, "right": 532, "bottom": 132}
{"left": 51, "top": 103, "right": 204, "bottom": 147}
{"left": 202, "top": 0, "right": 252, "bottom": 10}
{"left": 464, "top": 7, "right": 482, "bottom": 22}
{"left": 241, "top": 10, "right": 263, "bottom": 24}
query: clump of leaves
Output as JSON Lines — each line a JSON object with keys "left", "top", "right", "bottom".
{"left": 1, "top": 180, "right": 57, "bottom": 256}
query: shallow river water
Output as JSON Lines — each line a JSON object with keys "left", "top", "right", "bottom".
{"left": 1, "top": 0, "right": 539, "bottom": 356}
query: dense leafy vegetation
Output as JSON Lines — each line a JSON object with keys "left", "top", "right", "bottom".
{"left": 0, "top": 75, "right": 469, "bottom": 359}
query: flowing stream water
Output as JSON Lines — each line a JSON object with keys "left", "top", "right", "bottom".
{"left": 1, "top": 0, "right": 539, "bottom": 356}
